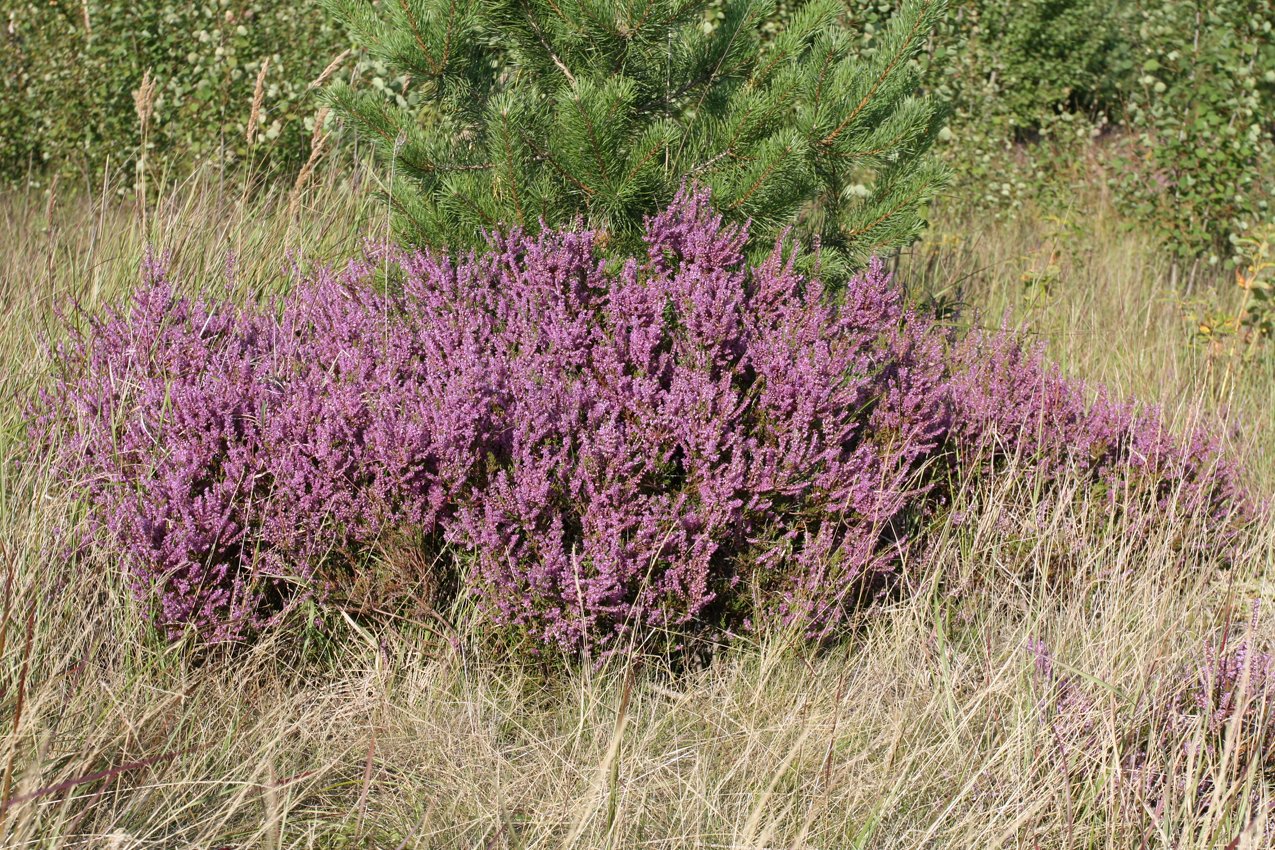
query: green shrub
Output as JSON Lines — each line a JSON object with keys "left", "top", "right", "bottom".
{"left": 1112, "top": 0, "right": 1274, "bottom": 265}
{"left": 848, "top": 0, "right": 1127, "bottom": 134}
{"left": 842, "top": 0, "right": 1273, "bottom": 262}
{"left": 0, "top": 1, "right": 353, "bottom": 185}
{"left": 838, "top": 0, "right": 1127, "bottom": 211}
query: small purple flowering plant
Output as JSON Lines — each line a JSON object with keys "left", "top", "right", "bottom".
{"left": 1028, "top": 615, "right": 1275, "bottom": 839}
{"left": 29, "top": 187, "right": 1251, "bottom": 651}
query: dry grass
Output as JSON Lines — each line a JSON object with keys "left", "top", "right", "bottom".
{"left": 0, "top": 171, "right": 1271, "bottom": 849}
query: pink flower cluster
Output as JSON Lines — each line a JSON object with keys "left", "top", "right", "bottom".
{"left": 30, "top": 253, "right": 488, "bottom": 641}
{"left": 30, "top": 188, "right": 1249, "bottom": 650}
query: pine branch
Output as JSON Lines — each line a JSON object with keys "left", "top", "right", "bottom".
{"left": 518, "top": 130, "right": 598, "bottom": 197}
{"left": 520, "top": 1, "right": 576, "bottom": 84}
{"left": 493, "top": 108, "right": 527, "bottom": 225}
{"left": 807, "top": 37, "right": 842, "bottom": 117}
{"left": 819, "top": 0, "right": 941, "bottom": 148}
{"left": 672, "top": 0, "right": 763, "bottom": 105}
{"left": 728, "top": 141, "right": 794, "bottom": 211}
{"left": 327, "top": 0, "right": 948, "bottom": 268}
{"left": 623, "top": 131, "right": 673, "bottom": 185}
{"left": 438, "top": 0, "right": 459, "bottom": 72}
{"left": 567, "top": 91, "right": 613, "bottom": 185}
{"left": 397, "top": 0, "right": 442, "bottom": 76}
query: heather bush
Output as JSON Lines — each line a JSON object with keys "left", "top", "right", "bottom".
{"left": 948, "top": 327, "right": 1246, "bottom": 551}
{"left": 1030, "top": 618, "right": 1275, "bottom": 840}
{"left": 29, "top": 253, "right": 488, "bottom": 641}
{"left": 437, "top": 191, "right": 953, "bottom": 648}
{"left": 30, "top": 188, "right": 1250, "bottom": 652}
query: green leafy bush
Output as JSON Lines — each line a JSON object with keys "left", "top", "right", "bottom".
{"left": 851, "top": 0, "right": 1126, "bottom": 133}
{"left": 0, "top": 1, "right": 353, "bottom": 184}
{"left": 844, "top": 0, "right": 1273, "bottom": 262}
{"left": 839, "top": 0, "right": 1127, "bottom": 210}
{"left": 1112, "top": 0, "right": 1274, "bottom": 264}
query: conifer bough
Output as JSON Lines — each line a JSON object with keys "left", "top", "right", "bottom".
{"left": 326, "top": 0, "right": 949, "bottom": 268}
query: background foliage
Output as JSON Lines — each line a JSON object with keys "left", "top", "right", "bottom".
{"left": 5, "top": 0, "right": 1271, "bottom": 265}
{"left": 0, "top": 0, "right": 354, "bottom": 184}
{"left": 1113, "top": 0, "right": 1274, "bottom": 263}
{"left": 838, "top": 0, "right": 1274, "bottom": 261}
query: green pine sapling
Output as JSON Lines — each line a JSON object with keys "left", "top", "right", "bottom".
{"left": 325, "top": 0, "right": 948, "bottom": 270}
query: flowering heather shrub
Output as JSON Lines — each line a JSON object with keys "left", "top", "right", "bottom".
{"left": 1170, "top": 634, "right": 1275, "bottom": 842}
{"left": 439, "top": 192, "right": 952, "bottom": 649}
{"left": 1030, "top": 622, "right": 1275, "bottom": 839}
{"left": 29, "top": 255, "right": 490, "bottom": 641}
{"left": 1160, "top": 627, "right": 1275, "bottom": 804}
{"left": 949, "top": 328, "right": 1247, "bottom": 549}
{"left": 30, "top": 187, "right": 1251, "bottom": 650}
